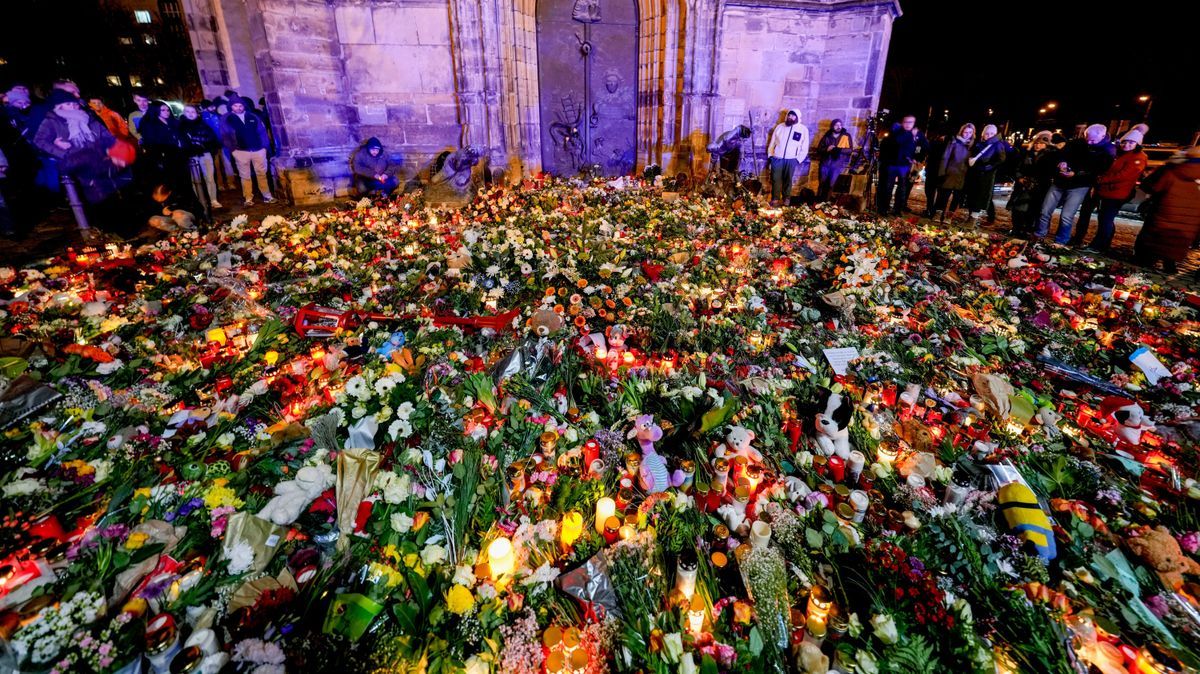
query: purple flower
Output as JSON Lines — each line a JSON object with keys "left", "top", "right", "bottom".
{"left": 1178, "top": 532, "right": 1200, "bottom": 555}
{"left": 1144, "top": 594, "right": 1170, "bottom": 619}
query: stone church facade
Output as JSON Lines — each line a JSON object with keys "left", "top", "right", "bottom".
{"left": 181, "top": 0, "right": 900, "bottom": 204}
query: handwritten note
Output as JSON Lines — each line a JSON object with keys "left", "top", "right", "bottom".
{"left": 822, "top": 347, "right": 860, "bottom": 376}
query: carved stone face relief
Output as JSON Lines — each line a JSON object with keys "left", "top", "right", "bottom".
{"left": 604, "top": 71, "right": 621, "bottom": 94}
{"left": 572, "top": 0, "right": 601, "bottom": 23}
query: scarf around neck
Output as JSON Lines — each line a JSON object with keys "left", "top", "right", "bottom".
{"left": 56, "top": 106, "right": 96, "bottom": 145}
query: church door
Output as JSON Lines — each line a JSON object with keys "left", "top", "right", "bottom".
{"left": 537, "top": 0, "right": 638, "bottom": 176}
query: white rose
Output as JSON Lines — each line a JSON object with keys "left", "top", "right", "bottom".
{"left": 452, "top": 564, "right": 477, "bottom": 587}
{"left": 871, "top": 614, "right": 898, "bottom": 644}
{"left": 420, "top": 544, "right": 447, "bottom": 567}
{"left": 391, "top": 512, "right": 414, "bottom": 533}
{"left": 464, "top": 656, "right": 489, "bottom": 674}
{"left": 856, "top": 649, "right": 880, "bottom": 674}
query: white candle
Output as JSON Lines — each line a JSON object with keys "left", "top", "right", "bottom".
{"left": 595, "top": 497, "right": 616, "bottom": 533}
{"left": 848, "top": 450, "right": 866, "bottom": 482}
{"left": 750, "top": 520, "right": 772, "bottom": 548}
{"left": 849, "top": 490, "right": 869, "bottom": 522}
{"left": 488, "top": 537, "right": 515, "bottom": 577}
{"left": 681, "top": 653, "right": 698, "bottom": 674}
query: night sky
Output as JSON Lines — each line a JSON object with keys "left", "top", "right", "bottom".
{"left": 881, "top": 0, "right": 1199, "bottom": 143}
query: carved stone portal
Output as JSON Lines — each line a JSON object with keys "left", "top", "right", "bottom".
{"left": 538, "top": 0, "right": 637, "bottom": 176}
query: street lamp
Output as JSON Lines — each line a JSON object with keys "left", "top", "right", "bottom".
{"left": 1138, "top": 95, "right": 1152, "bottom": 121}
{"left": 1046, "top": 102, "right": 1058, "bottom": 110}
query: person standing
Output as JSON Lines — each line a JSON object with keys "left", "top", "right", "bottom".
{"left": 1006, "top": 131, "right": 1057, "bottom": 237}
{"left": 32, "top": 90, "right": 129, "bottom": 209}
{"left": 927, "top": 123, "right": 974, "bottom": 223}
{"left": 202, "top": 98, "right": 234, "bottom": 190}
{"left": 1069, "top": 129, "right": 1117, "bottom": 245}
{"left": 1134, "top": 146, "right": 1200, "bottom": 274}
{"left": 1032, "top": 124, "right": 1114, "bottom": 244}
{"left": 966, "top": 124, "right": 1006, "bottom": 223}
{"left": 127, "top": 93, "right": 150, "bottom": 142}
{"left": 87, "top": 97, "right": 131, "bottom": 141}
{"left": 1084, "top": 125, "right": 1148, "bottom": 252}
{"left": 816, "top": 119, "right": 854, "bottom": 202}
{"left": 180, "top": 104, "right": 224, "bottom": 209}
{"left": 876, "top": 115, "right": 928, "bottom": 216}
{"left": 767, "top": 108, "right": 809, "bottom": 206}
{"left": 220, "top": 97, "right": 274, "bottom": 206}
{"left": 138, "top": 101, "right": 199, "bottom": 213}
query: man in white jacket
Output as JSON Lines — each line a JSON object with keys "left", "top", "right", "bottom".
{"left": 767, "top": 108, "right": 810, "bottom": 206}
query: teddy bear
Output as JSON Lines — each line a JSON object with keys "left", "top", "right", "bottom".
{"left": 445, "top": 246, "right": 472, "bottom": 276}
{"left": 714, "top": 425, "right": 763, "bottom": 464}
{"left": 530, "top": 306, "right": 563, "bottom": 337}
{"left": 1098, "top": 397, "right": 1156, "bottom": 447}
{"left": 813, "top": 388, "right": 853, "bottom": 459}
{"left": 1125, "top": 525, "right": 1200, "bottom": 590}
{"left": 1036, "top": 406, "right": 1062, "bottom": 439}
{"left": 258, "top": 463, "right": 336, "bottom": 525}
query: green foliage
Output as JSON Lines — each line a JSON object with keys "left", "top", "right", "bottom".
{"left": 884, "top": 635, "right": 940, "bottom": 673}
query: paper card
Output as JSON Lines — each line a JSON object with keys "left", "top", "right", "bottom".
{"left": 822, "top": 347, "right": 860, "bottom": 376}
{"left": 1129, "top": 347, "right": 1171, "bottom": 385}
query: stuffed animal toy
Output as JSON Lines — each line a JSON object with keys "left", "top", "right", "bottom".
{"left": 812, "top": 388, "right": 853, "bottom": 459}
{"left": 716, "top": 499, "right": 748, "bottom": 533}
{"left": 972, "top": 373, "right": 1014, "bottom": 419}
{"left": 375, "top": 332, "right": 406, "bottom": 360}
{"left": 714, "top": 425, "right": 762, "bottom": 463}
{"left": 606, "top": 324, "right": 629, "bottom": 350}
{"left": 530, "top": 306, "right": 563, "bottom": 337}
{"left": 797, "top": 640, "right": 829, "bottom": 674}
{"left": 1125, "top": 525, "right": 1200, "bottom": 590}
{"left": 997, "top": 482, "right": 1057, "bottom": 560}
{"left": 627, "top": 414, "right": 680, "bottom": 493}
{"left": 898, "top": 417, "right": 935, "bottom": 455}
{"left": 1098, "top": 397, "right": 1156, "bottom": 446}
{"left": 1036, "top": 406, "right": 1062, "bottom": 439}
{"left": 445, "top": 247, "right": 472, "bottom": 275}
{"left": 258, "top": 463, "right": 336, "bottom": 525}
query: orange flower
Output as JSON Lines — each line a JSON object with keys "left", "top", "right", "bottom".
{"left": 597, "top": 309, "right": 608, "bottom": 319}
{"left": 557, "top": 288, "right": 568, "bottom": 297}
{"left": 605, "top": 299, "right": 616, "bottom": 309}
{"left": 545, "top": 287, "right": 557, "bottom": 296}
{"left": 573, "top": 315, "right": 587, "bottom": 328}
{"left": 576, "top": 278, "right": 589, "bottom": 289}
{"left": 621, "top": 297, "right": 633, "bottom": 307}
{"left": 553, "top": 305, "right": 565, "bottom": 314}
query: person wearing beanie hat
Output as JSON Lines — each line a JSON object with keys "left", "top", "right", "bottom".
{"left": 33, "top": 89, "right": 131, "bottom": 210}
{"left": 351, "top": 137, "right": 401, "bottom": 196}
{"left": 1007, "top": 131, "right": 1059, "bottom": 237}
{"left": 220, "top": 96, "right": 273, "bottom": 206}
{"left": 1086, "top": 124, "right": 1149, "bottom": 251}
{"left": 767, "top": 108, "right": 810, "bottom": 206}
{"left": 1134, "top": 145, "right": 1200, "bottom": 274}
{"left": 1033, "top": 123, "right": 1115, "bottom": 244}
{"left": 1070, "top": 125, "right": 1118, "bottom": 245}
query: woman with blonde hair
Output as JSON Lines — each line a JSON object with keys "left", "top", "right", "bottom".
{"left": 926, "top": 123, "right": 974, "bottom": 223}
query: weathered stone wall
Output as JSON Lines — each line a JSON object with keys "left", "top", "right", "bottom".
{"left": 183, "top": 0, "right": 899, "bottom": 204}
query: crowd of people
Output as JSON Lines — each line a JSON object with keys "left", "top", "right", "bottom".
{"left": 0, "top": 79, "right": 278, "bottom": 238}
{"left": 797, "top": 110, "right": 1198, "bottom": 276}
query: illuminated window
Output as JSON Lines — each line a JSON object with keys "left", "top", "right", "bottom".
{"left": 144, "top": 34, "right": 156, "bottom": 45}
{"left": 154, "top": 77, "right": 165, "bottom": 86}
{"left": 130, "top": 74, "right": 144, "bottom": 88}
{"left": 119, "top": 36, "right": 133, "bottom": 45}
{"left": 134, "top": 10, "right": 152, "bottom": 24}
{"left": 106, "top": 75, "right": 122, "bottom": 86}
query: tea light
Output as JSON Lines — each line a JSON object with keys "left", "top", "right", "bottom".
{"left": 675, "top": 550, "right": 698, "bottom": 599}
{"left": 807, "top": 585, "right": 832, "bottom": 619}
{"left": 543, "top": 625, "right": 564, "bottom": 651}
{"left": 806, "top": 612, "right": 827, "bottom": 640}
{"left": 487, "top": 537, "right": 515, "bottom": 578}
{"left": 563, "top": 626, "right": 582, "bottom": 654}
{"left": 603, "top": 516, "right": 622, "bottom": 544}
{"left": 595, "top": 497, "right": 616, "bottom": 533}
{"left": 687, "top": 593, "right": 706, "bottom": 635}
{"left": 711, "top": 457, "right": 730, "bottom": 493}
{"left": 849, "top": 490, "right": 869, "bottom": 522}
{"left": 618, "top": 524, "right": 636, "bottom": 540}
{"left": 847, "top": 450, "right": 866, "bottom": 482}
{"left": 264, "top": 350, "right": 279, "bottom": 366}
{"left": 876, "top": 443, "right": 898, "bottom": 465}
{"left": 560, "top": 511, "right": 583, "bottom": 550}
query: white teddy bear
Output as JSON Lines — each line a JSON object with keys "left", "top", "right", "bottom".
{"left": 258, "top": 463, "right": 336, "bottom": 526}
{"left": 714, "top": 425, "right": 763, "bottom": 463}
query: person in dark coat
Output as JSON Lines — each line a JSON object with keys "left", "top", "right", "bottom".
{"left": 1006, "top": 130, "right": 1057, "bottom": 237}
{"left": 220, "top": 97, "right": 274, "bottom": 206}
{"left": 1033, "top": 124, "right": 1115, "bottom": 244}
{"left": 966, "top": 124, "right": 1006, "bottom": 221}
{"left": 1085, "top": 125, "right": 1149, "bottom": 252}
{"left": 1068, "top": 131, "right": 1118, "bottom": 246}
{"left": 180, "top": 104, "right": 224, "bottom": 208}
{"left": 816, "top": 119, "right": 854, "bottom": 202}
{"left": 137, "top": 100, "right": 197, "bottom": 212}
{"left": 202, "top": 98, "right": 234, "bottom": 190}
{"left": 927, "top": 123, "right": 974, "bottom": 222}
{"left": 32, "top": 90, "right": 132, "bottom": 227}
{"left": 876, "top": 115, "right": 928, "bottom": 216}
{"left": 1134, "top": 146, "right": 1200, "bottom": 274}
{"left": 351, "top": 137, "right": 401, "bottom": 195}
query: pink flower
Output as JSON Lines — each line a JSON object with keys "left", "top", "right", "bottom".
{"left": 1178, "top": 532, "right": 1200, "bottom": 555}
{"left": 448, "top": 449, "right": 463, "bottom": 465}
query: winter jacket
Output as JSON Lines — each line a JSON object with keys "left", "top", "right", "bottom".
{"left": 352, "top": 137, "right": 400, "bottom": 180}
{"left": 1136, "top": 159, "right": 1200, "bottom": 263}
{"left": 32, "top": 112, "right": 115, "bottom": 174}
{"left": 201, "top": 110, "right": 223, "bottom": 141}
{"left": 179, "top": 116, "right": 222, "bottom": 157}
{"left": 767, "top": 109, "right": 810, "bottom": 162}
{"left": 138, "top": 115, "right": 184, "bottom": 154}
{"left": 878, "top": 124, "right": 928, "bottom": 167}
{"left": 969, "top": 136, "right": 1006, "bottom": 174}
{"left": 128, "top": 110, "right": 145, "bottom": 141}
{"left": 220, "top": 110, "right": 270, "bottom": 152}
{"left": 817, "top": 129, "right": 854, "bottom": 163}
{"left": 935, "top": 136, "right": 973, "bottom": 190}
{"left": 1052, "top": 137, "right": 1115, "bottom": 190}
{"left": 1095, "top": 149, "right": 1148, "bottom": 201}
{"left": 95, "top": 108, "right": 130, "bottom": 141}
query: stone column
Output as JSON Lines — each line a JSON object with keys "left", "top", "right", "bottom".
{"left": 244, "top": 0, "right": 357, "bottom": 204}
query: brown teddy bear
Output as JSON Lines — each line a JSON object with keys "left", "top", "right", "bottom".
{"left": 1125, "top": 525, "right": 1200, "bottom": 590}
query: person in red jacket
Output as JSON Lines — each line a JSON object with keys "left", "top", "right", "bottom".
{"left": 1085, "top": 124, "right": 1148, "bottom": 252}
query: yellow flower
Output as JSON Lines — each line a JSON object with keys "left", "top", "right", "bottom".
{"left": 382, "top": 544, "right": 401, "bottom": 563}
{"left": 446, "top": 584, "right": 475, "bottom": 614}
{"left": 125, "top": 532, "right": 150, "bottom": 550}
{"left": 403, "top": 553, "right": 419, "bottom": 568}
{"left": 203, "top": 485, "right": 244, "bottom": 510}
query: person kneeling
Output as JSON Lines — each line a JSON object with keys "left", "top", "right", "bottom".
{"left": 352, "top": 138, "right": 400, "bottom": 196}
